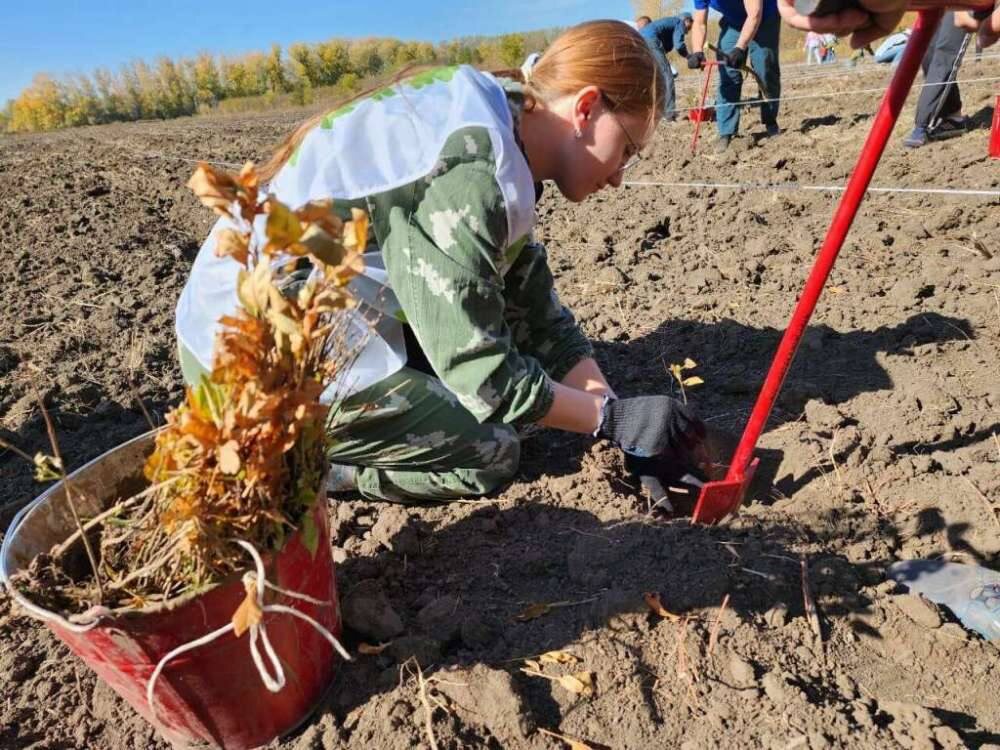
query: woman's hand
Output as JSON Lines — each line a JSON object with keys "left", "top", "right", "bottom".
{"left": 597, "top": 396, "right": 706, "bottom": 457}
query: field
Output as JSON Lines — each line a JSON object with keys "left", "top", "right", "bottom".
{"left": 1, "top": 54, "right": 999, "bottom": 749}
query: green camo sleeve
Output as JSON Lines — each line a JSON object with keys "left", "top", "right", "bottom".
{"left": 504, "top": 240, "right": 593, "bottom": 383}
{"left": 379, "top": 141, "right": 554, "bottom": 426}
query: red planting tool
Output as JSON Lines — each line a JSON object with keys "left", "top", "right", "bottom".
{"left": 690, "top": 61, "right": 719, "bottom": 154}
{"left": 691, "top": 2, "right": 991, "bottom": 524}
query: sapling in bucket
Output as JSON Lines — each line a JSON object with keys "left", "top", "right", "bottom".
{"left": 1, "top": 162, "right": 365, "bottom": 749}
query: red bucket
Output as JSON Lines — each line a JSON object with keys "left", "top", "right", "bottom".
{"left": 1, "top": 430, "right": 342, "bottom": 749}
{"left": 689, "top": 106, "right": 716, "bottom": 123}
{"left": 990, "top": 94, "right": 1000, "bottom": 159}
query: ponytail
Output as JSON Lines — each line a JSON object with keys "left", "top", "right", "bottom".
{"left": 259, "top": 21, "right": 662, "bottom": 182}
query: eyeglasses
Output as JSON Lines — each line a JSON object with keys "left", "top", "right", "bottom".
{"left": 601, "top": 93, "right": 643, "bottom": 173}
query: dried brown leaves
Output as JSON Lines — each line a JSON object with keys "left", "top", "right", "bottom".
{"left": 97, "top": 161, "right": 364, "bottom": 604}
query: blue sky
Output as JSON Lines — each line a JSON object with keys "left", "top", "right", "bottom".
{"left": 1, "top": 0, "right": 641, "bottom": 103}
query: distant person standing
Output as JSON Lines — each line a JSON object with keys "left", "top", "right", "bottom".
{"left": 687, "top": 0, "right": 782, "bottom": 151}
{"left": 637, "top": 13, "right": 694, "bottom": 121}
{"left": 805, "top": 31, "right": 824, "bottom": 64}
{"left": 903, "top": 12, "right": 974, "bottom": 148}
{"left": 821, "top": 33, "right": 838, "bottom": 62}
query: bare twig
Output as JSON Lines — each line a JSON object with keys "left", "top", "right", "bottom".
{"left": 740, "top": 567, "right": 778, "bottom": 582}
{"left": 130, "top": 384, "right": 157, "bottom": 430}
{"left": 0, "top": 436, "right": 36, "bottom": 464}
{"left": 555, "top": 527, "right": 619, "bottom": 544}
{"left": 799, "top": 554, "right": 823, "bottom": 645}
{"left": 538, "top": 727, "right": 600, "bottom": 749}
{"left": 706, "top": 594, "right": 730, "bottom": 659}
{"left": 828, "top": 429, "right": 846, "bottom": 492}
{"left": 52, "top": 495, "right": 143, "bottom": 559}
{"left": 36, "top": 392, "right": 104, "bottom": 600}
{"left": 403, "top": 658, "right": 439, "bottom": 750}
{"left": 863, "top": 477, "right": 888, "bottom": 519}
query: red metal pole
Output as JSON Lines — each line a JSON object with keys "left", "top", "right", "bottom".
{"left": 722, "top": 9, "right": 945, "bottom": 480}
{"left": 690, "top": 62, "right": 717, "bottom": 155}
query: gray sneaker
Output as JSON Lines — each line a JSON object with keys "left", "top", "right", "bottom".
{"left": 716, "top": 136, "right": 732, "bottom": 153}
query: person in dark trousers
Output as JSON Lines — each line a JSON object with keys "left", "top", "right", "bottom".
{"left": 688, "top": 0, "right": 782, "bottom": 151}
{"left": 637, "top": 13, "right": 693, "bottom": 121}
{"left": 903, "top": 12, "right": 971, "bottom": 148}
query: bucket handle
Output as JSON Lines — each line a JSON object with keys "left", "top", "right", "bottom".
{"left": 146, "top": 539, "right": 352, "bottom": 723}
{"left": 0, "top": 496, "right": 108, "bottom": 633}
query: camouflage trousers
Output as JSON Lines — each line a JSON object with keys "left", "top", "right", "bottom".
{"left": 328, "top": 367, "right": 521, "bottom": 503}
{"left": 180, "top": 344, "right": 520, "bottom": 503}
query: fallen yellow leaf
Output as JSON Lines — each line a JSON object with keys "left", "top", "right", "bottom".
{"left": 644, "top": 592, "right": 681, "bottom": 621}
{"left": 232, "top": 578, "right": 262, "bottom": 638}
{"left": 524, "top": 659, "right": 543, "bottom": 672}
{"left": 515, "top": 602, "right": 552, "bottom": 621}
{"left": 540, "top": 650, "right": 579, "bottom": 665}
{"left": 556, "top": 672, "right": 595, "bottom": 697}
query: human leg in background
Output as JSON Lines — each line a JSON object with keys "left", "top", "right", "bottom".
{"left": 748, "top": 14, "right": 782, "bottom": 135}
{"left": 906, "top": 13, "right": 968, "bottom": 148}
{"left": 715, "top": 20, "right": 745, "bottom": 145}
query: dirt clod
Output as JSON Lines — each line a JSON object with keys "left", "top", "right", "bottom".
{"left": 342, "top": 580, "right": 405, "bottom": 641}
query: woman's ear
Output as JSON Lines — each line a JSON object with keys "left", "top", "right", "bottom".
{"left": 573, "top": 86, "right": 603, "bottom": 134}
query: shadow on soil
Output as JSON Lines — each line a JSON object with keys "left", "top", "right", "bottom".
{"left": 306, "top": 499, "right": 998, "bottom": 747}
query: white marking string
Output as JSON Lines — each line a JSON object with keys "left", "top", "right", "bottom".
{"left": 673, "top": 73, "right": 1000, "bottom": 113}
{"left": 623, "top": 179, "right": 1000, "bottom": 198}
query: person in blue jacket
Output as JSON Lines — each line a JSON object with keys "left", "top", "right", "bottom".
{"left": 637, "top": 13, "right": 693, "bottom": 120}
{"left": 687, "top": 0, "right": 782, "bottom": 151}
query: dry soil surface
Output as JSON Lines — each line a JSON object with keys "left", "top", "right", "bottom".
{"left": 1, "top": 58, "right": 999, "bottom": 750}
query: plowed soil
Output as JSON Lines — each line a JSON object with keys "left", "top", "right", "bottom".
{"left": 2, "top": 57, "right": 999, "bottom": 750}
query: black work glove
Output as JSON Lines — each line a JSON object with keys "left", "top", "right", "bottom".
{"left": 687, "top": 51, "right": 706, "bottom": 70}
{"left": 719, "top": 46, "right": 747, "bottom": 70}
{"left": 598, "top": 396, "right": 706, "bottom": 458}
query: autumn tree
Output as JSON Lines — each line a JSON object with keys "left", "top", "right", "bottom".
{"left": 2, "top": 27, "right": 570, "bottom": 133}
{"left": 439, "top": 40, "right": 482, "bottom": 65}
{"left": 315, "top": 40, "right": 350, "bottom": 86}
{"left": 265, "top": 44, "right": 288, "bottom": 94}
{"left": 92, "top": 68, "right": 123, "bottom": 122}
{"left": 62, "top": 75, "right": 101, "bottom": 126}
{"left": 189, "top": 53, "right": 223, "bottom": 109}
{"left": 349, "top": 39, "right": 384, "bottom": 78}
{"left": 498, "top": 33, "right": 526, "bottom": 67}
{"left": 9, "top": 74, "right": 66, "bottom": 132}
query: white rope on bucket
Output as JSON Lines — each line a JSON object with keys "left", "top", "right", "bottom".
{"left": 142, "top": 539, "right": 351, "bottom": 723}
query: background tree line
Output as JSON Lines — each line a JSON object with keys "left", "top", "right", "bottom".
{"left": 1, "top": 28, "right": 556, "bottom": 134}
